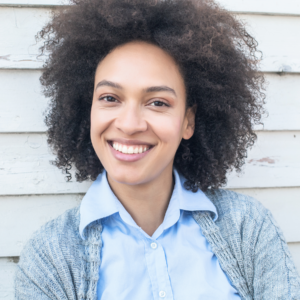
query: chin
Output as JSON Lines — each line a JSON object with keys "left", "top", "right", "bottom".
{"left": 107, "top": 166, "right": 150, "bottom": 186}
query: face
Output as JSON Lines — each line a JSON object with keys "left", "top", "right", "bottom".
{"left": 91, "top": 41, "right": 195, "bottom": 186}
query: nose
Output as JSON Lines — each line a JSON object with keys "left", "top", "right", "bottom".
{"left": 115, "top": 102, "right": 147, "bottom": 135}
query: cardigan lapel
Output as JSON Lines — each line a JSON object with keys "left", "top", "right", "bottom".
{"left": 79, "top": 219, "right": 103, "bottom": 300}
{"left": 192, "top": 211, "right": 252, "bottom": 300}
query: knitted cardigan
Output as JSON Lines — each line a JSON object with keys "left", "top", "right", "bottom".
{"left": 14, "top": 189, "right": 300, "bottom": 299}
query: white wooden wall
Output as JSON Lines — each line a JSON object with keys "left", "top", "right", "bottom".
{"left": 0, "top": 0, "right": 300, "bottom": 298}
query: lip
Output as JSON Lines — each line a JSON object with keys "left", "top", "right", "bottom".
{"left": 108, "top": 141, "right": 154, "bottom": 162}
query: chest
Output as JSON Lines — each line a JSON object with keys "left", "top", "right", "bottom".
{"left": 97, "top": 213, "right": 240, "bottom": 299}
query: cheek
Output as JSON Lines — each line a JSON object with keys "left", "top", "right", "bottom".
{"left": 151, "top": 115, "right": 183, "bottom": 145}
{"left": 90, "top": 106, "right": 113, "bottom": 142}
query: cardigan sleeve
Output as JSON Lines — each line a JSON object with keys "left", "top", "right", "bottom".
{"left": 13, "top": 206, "right": 84, "bottom": 300}
{"left": 253, "top": 209, "right": 300, "bottom": 299}
{"left": 14, "top": 265, "right": 53, "bottom": 300}
{"left": 203, "top": 189, "right": 300, "bottom": 299}
{"left": 14, "top": 231, "right": 71, "bottom": 300}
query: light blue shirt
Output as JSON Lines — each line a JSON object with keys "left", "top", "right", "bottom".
{"left": 80, "top": 168, "right": 241, "bottom": 299}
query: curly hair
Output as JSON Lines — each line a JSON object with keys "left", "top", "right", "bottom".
{"left": 37, "top": 0, "right": 266, "bottom": 191}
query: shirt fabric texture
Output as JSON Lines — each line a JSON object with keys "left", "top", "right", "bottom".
{"left": 79, "top": 168, "right": 241, "bottom": 299}
{"left": 14, "top": 171, "right": 300, "bottom": 299}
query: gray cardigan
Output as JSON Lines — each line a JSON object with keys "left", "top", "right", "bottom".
{"left": 14, "top": 189, "right": 300, "bottom": 299}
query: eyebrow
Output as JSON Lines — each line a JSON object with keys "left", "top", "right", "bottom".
{"left": 95, "top": 80, "right": 123, "bottom": 90}
{"left": 95, "top": 80, "right": 177, "bottom": 97}
{"left": 145, "top": 86, "right": 177, "bottom": 97}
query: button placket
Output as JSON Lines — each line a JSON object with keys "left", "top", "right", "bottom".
{"left": 143, "top": 238, "right": 174, "bottom": 299}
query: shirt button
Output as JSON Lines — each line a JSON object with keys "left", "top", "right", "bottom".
{"left": 150, "top": 242, "right": 157, "bottom": 249}
{"left": 159, "top": 291, "right": 166, "bottom": 298}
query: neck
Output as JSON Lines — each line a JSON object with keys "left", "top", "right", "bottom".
{"left": 107, "top": 165, "right": 175, "bottom": 237}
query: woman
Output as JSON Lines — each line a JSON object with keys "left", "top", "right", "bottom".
{"left": 14, "top": 0, "right": 300, "bottom": 299}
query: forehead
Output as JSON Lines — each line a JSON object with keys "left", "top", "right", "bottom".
{"left": 94, "top": 41, "right": 186, "bottom": 96}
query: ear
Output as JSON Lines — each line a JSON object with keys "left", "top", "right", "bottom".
{"left": 182, "top": 104, "right": 197, "bottom": 140}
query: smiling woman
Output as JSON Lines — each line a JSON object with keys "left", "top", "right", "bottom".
{"left": 14, "top": 0, "right": 300, "bottom": 299}
{"left": 90, "top": 41, "right": 195, "bottom": 236}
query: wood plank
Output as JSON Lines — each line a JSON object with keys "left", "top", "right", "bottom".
{"left": 257, "top": 74, "right": 300, "bottom": 131}
{"left": 1, "top": 71, "right": 299, "bottom": 133}
{"left": 217, "top": 0, "right": 300, "bottom": 16}
{"left": 1, "top": 188, "right": 300, "bottom": 256}
{"left": 0, "top": 194, "right": 82, "bottom": 257}
{"left": 238, "top": 15, "right": 300, "bottom": 73}
{"left": 0, "top": 0, "right": 63, "bottom": 5}
{"left": 0, "top": 257, "right": 18, "bottom": 300}
{"left": 0, "top": 70, "right": 48, "bottom": 133}
{"left": 0, "top": 131, "right": 299, "bottom": 195}
{"left": 289, "top": 243, "right": 300, "bottom": 275}
{"left": 0, "top": 0, "right": 300, "bottom": 16}
{"left": 1, "top": 8, "right": 300, "bottom": 72}
{"left": 1, "top": 243, "right": 300, "bottom": 299}
{"left": 0, "top": 0, "right": 64, "bottom": 7}
{"left": 230, "top": 187, "right": 300, "bottom": 243}
{"left": 0, "top": 7, "right": 52, "bottom": 69}
{"left": 0, "top": 133, "right": 92, "bottom": 195}
{"left": 226, "top": 131, "right": 300, "bottom": 189}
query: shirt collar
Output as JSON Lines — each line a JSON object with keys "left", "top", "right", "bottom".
{"left": 79, "top": 169, "right": 119, "bottom": 239}
{"left": 79, "top": 168, "right": 218, "bottom": 239}
{"left": 175, "top": 169, "right": 217, "bottom": 217}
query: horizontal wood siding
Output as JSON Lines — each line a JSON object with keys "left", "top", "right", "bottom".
{"left": 1, "top": 8, "right": 300, "bottom": 72}
{"left": 217, "top": 0, "right": 300, "bottom": 16}
{"left": 0, "top": 2, "right": 299, "bottom": 299}
{"left": 0, "top": 0, "right": 299, "bottom": 16}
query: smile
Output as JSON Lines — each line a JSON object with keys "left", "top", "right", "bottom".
{"left": 112, "top": 142, "right": 150, "bottom": 154}
{"left": 108, "top": 140, "right": 154, "bottom": 162}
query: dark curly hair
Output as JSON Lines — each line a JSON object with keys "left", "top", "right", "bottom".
{"left": 37, "top": 0, "right": 266, "bottom": 191}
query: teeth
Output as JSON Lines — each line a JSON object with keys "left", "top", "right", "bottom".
{"left": 112, "top": 142, "right": 150, "bottom": 154}
{"left": 122, "top": 145, "right": 128, "bottom": 154}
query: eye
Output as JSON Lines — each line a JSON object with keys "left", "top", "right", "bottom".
{"left": 99, "top": 95, "right": 118, "bottom": 102}
{"left": 149, "top": 100, "right": 169, "bottom": 107}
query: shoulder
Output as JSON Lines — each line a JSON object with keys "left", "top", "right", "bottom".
{"left": 17, "top": 205, "right": 82, "bottom": 274}
{"left": 15, "top": 205, "right": 82, "bottom": 297}
{"left": 202, "top": 188, "right": 273, "bottom": 254}
{"left": 204, "top": 188, "right": 268, "bottom": 226}
{"left": 26, "top": 205, "right": 81, "bottom": 249}
{"left": 201, "top": 190, "right": 300, "bottom": 298}
{"left": 202, "top": 189, "right": 294, "bottom": 276}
